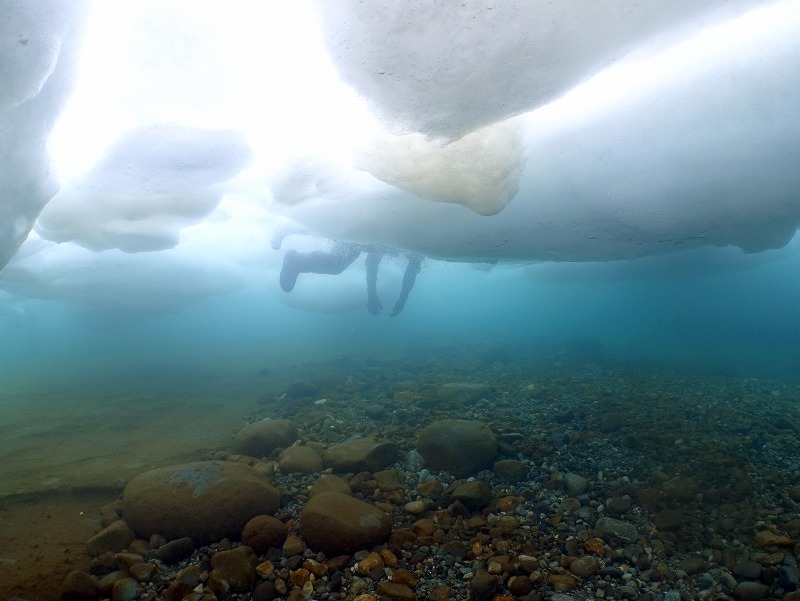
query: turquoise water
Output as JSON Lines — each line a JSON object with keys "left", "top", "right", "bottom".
{"left": 2, "top": 242, "right": 798, "bottom": 390}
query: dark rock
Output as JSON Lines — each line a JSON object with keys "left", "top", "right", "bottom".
{"left": 285, "top": 380, "right": 320, "bottom": 400}
{"left": 451, "top": 481, "right": 492, "bottom": 508}
{"left": 469, "top": 568, "right": 497, "bottom": 601}
{"left": 156, "top": 537, "right": 195, "bottom": 564}
{"left": 232, "top": 419, "right": 298, "bottom": 457}
{"left": 241, "top": 515, "right": 288, "bottom": 553}
{"left": 122, "top": 461, "right": 281, "bottom": 544}
{"left": 677, "top": 557, "right": 705, "bottom": 575}
{"left": 163, "top": 565, "right": 200, "bottom": 601}
{"left": 732, "top": 581, "right": 771, "bottom": 601}
{"left": 323, "top": 437, "right": 399, "bottom": 472}
{"left": 434, "top": 382, "right": 491, "bottom": 404}
{"left": 654, "top": 509, "right": 684, "bottom": 532}
{"left": 733, "top": 560, "right": 763, "bottom": 579}
{"left": 299, "top": 492, "right": 391, "bottom": 556}
{"left": 60, "top": 570, "right": 99, "bottom": 601}
{"left": 86, "top": 521, "right": 135, "bottom": 557}
{"left": 96, "top": 571, "right": 127, "bottom": 599}
{"left": 780, "top": 565, "right": 800, "bottom": 591}
{"left": 252, "top": 581, "right": 278, "bottom": 601}
{"left": 365, "top": 404, "right": 386, "bottom": 419}
{"left": 417, "top": 419, "right": 498, "bottom": 477}
{"left": 594, "top": 517, "right": 638, "bottom": 542}
{"left": 493, "top": 459, "right": 529, "bottom": 483}
{"left": 110, "top": 577, "right": 137, "bottom": 601}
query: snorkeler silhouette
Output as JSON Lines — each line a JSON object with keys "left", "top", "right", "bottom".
{"left": 273, "top": 231, "right": 423, "bottom": 316}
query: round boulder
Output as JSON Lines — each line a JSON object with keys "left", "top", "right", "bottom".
{"left": 232, "top": 419, "right": 298, "bottom": 458}
{"left": 299, "top": 492, "right": 391, "bottom": 556}
{"left": 241, "top": 515, "right": 288, "bottom": 553}
{"left": 277, "top": 445, "right": 323, "bottom": 474}
{"left": 417, "top": 419, "right": 498, "bottom": 477}
{"left": 122, "top": 461, "right": 281, "bottom": 544}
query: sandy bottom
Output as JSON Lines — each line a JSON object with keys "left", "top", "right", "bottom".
{"left": 0, "top": 364, "right": 291, "bottom": 600}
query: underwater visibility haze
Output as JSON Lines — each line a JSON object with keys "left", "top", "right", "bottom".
{"left": 1, "top": 1, "right": 800, "bottom": 600}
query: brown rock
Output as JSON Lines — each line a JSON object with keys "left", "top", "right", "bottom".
{"left": 232, "top": 419, "right": 298, "bottom": 457}
{"left": 357, "top": 551, "right": 384, "bottom": 575}
{"left": 391, "top": 568, "right": 418, "bottom": 588}
{"left": 277, "top": 445, "right": 323, "bottom": 474}
{"left": 309, "top": 474, "right": 352, "bottom": 497}
{"left": 242, "top": 515, "right": 288, "bottom": 553}
{"left": 299, "top": 492, "right": 391, "bottom": 556}
{"left": 128, "top": 563, "right": 156, "bottom": 583}
{"left": 122, "top": 461, "right": 281, "bottom": 543}
{"left": 375, "top": 469, "right": 402, "bottom": 491}
{"left": 376, "top": 581, "right": 414, "bottom": 601}
{"left": 323, "top": 437, "right": 399, "bottom": 472}
{"left": 417, "top": 419, "right": 497, "bottom": 477}
{"left": 451, "top": 480, "right": 492, "bottom": 508}
{"left": 114, "top": 552, "right": 142, "bottom": 572}
{"left": 86, "top": 520, "right": 135, "bottom": 557}
{"left": 209, "top": 546, "right": 259, "bottom": 593}
{"left": 569, "top": 556, "right": 601, "bottom": 578}
{"left": 60, "top": 569, "right": 99, "bottom": 601}
{"left": 547, "top": 573, "right": 578, "bottom": 591}
{"left": 417, "top": 479, "right": 444, "bottom": 500}
{"left": 283, "top": 532, "right": 307, "bottom": 556}
{"left": 754, "top": 530, "right": 794, "bottom": 547}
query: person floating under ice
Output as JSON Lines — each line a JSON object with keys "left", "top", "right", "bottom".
{"left": 273, "top": 232, "right": 423, "bottom": 316}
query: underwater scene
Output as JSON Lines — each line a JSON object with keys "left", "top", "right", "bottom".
{"left": 2, "top": 1, "right": 800, "bottom": 601}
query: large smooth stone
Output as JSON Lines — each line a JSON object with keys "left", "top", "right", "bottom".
{"left": 232, "top": 419, "right": 298, "bottom": 458}
{"left": 298, "top": 492, "right": 391, "bottom": 556}
{"left": 122, "top": 461, "right": 280, "bottom": 544}
{"left": 416, "top": 419, "right": 498, "bottom": 477}
{"left": 322, "top": 437, "right": 398, "bottom": 473}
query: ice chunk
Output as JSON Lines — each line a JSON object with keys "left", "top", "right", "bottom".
{"left": 36, "top": 125, "right": 252, "bottom": 252}
{"left": 0, "top": 1, "right": 91, "bottom": 270}
{"left": 315, "top": 0, "right": 764, "bottom": 140}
